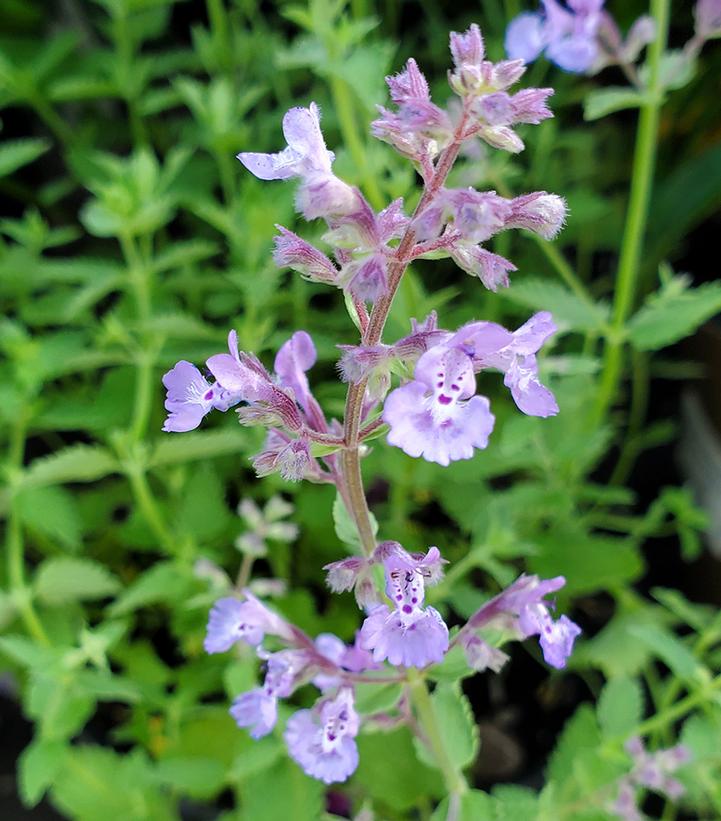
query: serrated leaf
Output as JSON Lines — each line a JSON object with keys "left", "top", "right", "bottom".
{"left": 628, "top": 277, "right": 721, "bottom": 350}
{"left": 18, "top": 738, "right": 65, "bottom": 807}
{"left": 176, "top": 464, "right": 230, "bottom": 540}
{"left": 597, "top": 677, "right": 644, "bottom": 738}
{"left": 16, "top": 485, "right": 83, "bottom": 550}
{"left": 354, "top": 681, "right": 403, "bottom": 714}
{"left": 500, "top": 278, "right": 609, "bottom": 332}
{"left": 0, "top": 138, "right": 51, "bottom": 177}
{"left": 424, "top": 683, "right": 479, "bottom": 771}
{"left": 583, "top": 87, "right": 646, "bottom": 121}
{"left": 34, "top": 557, "right": 121, "bottom": 604}
{"left": 547, "top": 704, "right": 601, "bottom": 785}
{"left": 23, "top": 445, "right": 118, "bottom": 488}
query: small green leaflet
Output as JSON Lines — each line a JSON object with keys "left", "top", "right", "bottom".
{"left": 628, "top": 275, "right": 721, "bottom": 351}
{"left": 332, "top": 492, "right": 378, "bottom": 550}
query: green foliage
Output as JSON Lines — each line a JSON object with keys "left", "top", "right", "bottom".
{"left": 1, "top": 0, "right": 720, "bottom": 819}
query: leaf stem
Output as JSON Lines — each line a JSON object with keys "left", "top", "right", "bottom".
{"left": 593, "top": 0, "right": 670, "bottom": 424}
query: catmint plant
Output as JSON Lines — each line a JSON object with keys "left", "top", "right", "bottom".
{"left": 162, "top": 22, "right": 580, "bottom": 795}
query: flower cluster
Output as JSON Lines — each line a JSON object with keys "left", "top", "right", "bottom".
{"left": 205, "top": 592, "right": 374, "bottom": 782}
{"left": 612, "top": 737, "right": 691, "bottom": 821}
{"left": 505, "top": 0, "right": 656, "bottom": 74}
{"left": 165, "top": 21, "right": 583, "bottom": 787}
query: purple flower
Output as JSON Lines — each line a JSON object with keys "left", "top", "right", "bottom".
{"left": 230, "top": 690, "right": 278, "bottom": 739}
{"left": 204, "top": 593, "right": 294, "bottom": 653}
{"left": 161, "top": 361, "right": 240, "bottom": 432}
{"left": 237, "top": 103, "right": 358, "bottom": 220}
{"left": 612, "top": 739, "right": 691, "bottom": 819}
{"left": 274, "top": 331, "right": 318, "bottom": 418}
{"left": 383, "top": 339, "right": 495, "bottom": 466}
{"left": 505, "top": 0, "right": 605, "bottom": 74}
{"left": 519, "top": 609, "right": 582, "bottom": 669}
{"left": 696, "top": 0, "right": 721, "bottom": 38}
{"left": 237, "top": 103, "right": 334, "bottom": 181}
{"left": 359, "top": 544, "right": 449, "bottom": 667}
{"left": 464, "top": 574, "right": 580, "bottom": 670}
{"left": 456, "top": 311, "right": 559, "bottom": 417}
{"left": 285, "top": 687, "right": 360, "bottom": 784}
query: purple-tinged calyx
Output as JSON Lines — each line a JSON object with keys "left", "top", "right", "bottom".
{"left": 323, "top": 556, "right": 380, "bottom": 610}
{"left": 372, "top": 58, "right": 453, "bottom": 164}
{"left": 204, "top": 591, "right": 294, "bottom": 654}
{"left": 285, "top": 686, "right": 360, "bottom": 784}
{"left": 251, "top": 432, "right": 313, "bottom": 482}
{"left": 359, "top": 543, "right": 449, "bottom": 668}
{"left": 273, "top": 226, "right": 340, "bottom": 285}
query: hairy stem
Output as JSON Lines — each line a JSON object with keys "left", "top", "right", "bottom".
{"left": 339, "top": 129, "right": 465, "bottom": 554}
{"left": 593, "top": 0, "right": 670, "bottom": 424}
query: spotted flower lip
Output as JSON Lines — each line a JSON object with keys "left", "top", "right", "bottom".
{"left": 359, "top": 544, "right": 450, "bottom": 667}
{"left": 285, "top": 687, "right": 360, "bottom": 784}
{"left": 161, "top": 360, "right": 241, "bottom": 432}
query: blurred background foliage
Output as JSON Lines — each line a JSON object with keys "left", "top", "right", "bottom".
{"left": 1, "top": 0, "right": 721, "bottom": 819}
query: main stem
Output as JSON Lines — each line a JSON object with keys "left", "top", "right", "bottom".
{"left": 338, "top": 130, "right": 468, "bottom": 803}
{"left": 593, "top": 0, "right": 670, "bottom": 425}
{"left": 340, "top": 134, "right": 464, "bottom": 556}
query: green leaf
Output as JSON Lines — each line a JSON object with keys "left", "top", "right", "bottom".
{"left": 500, "top": 278, "right": 609, "bottom": 332}
{"left": 28, "top": 675, "right": 95, "bottom": 741}
{"left": 176, "top": 465, "right": 230, "bottom": 541}
{"left": 51, "top": 747, "right": 173, "bottom": 821}
{"left": 583, "top": 87, "right": 646, "bottom": 121}
{"left": 424, "top": 683, "right": 479, "bottom": 771}
{"left": 547, "top": 705, "right": 601, "bottom": 788}
{"left": 628, "top": 276, "right": 721, "bottom": 351}
{"left": 332, "top": 492, "right": 378, "bottom": 550}
{"left": 239, "top": 756, "right": 323, "bottom": 821}
{"left": 354, "top": 682, "right": 403, "bottom": 714}
{"left": 629, "top": 624, "right": 704, "bottom": 683}
{"left": 154, "top": 756, "right": 226, "bottom": 799}
{"left": 431, "top": 790, "right": 494, "bottom": 821}
{"left": 16, "top": 484, "right": 83, "bottom": 550}
{"left": 34, "top": 557, "right": 121, "bottom": 605}
{"left": 18, "top": 738, "right": 65, "bottom": 807}
{"left": 23, "top": 445, "right": 118, "bottom": 488}
{"left": 597, "top": 677, "right": 644, "bottom": 739}
{"left": 492, "top": 785, "right": 540, "bottom": 821}
{"left": 355, "top": 727, "right": 443, "bottom": 811}
{"left": 108, "top": 562, "right": 193, "bottom": 616}
{"left": 0, "top": 138, "right": 51, "bottom": 177}
{"left": 0, "top": 635, "right": 64, "bottom": 669}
